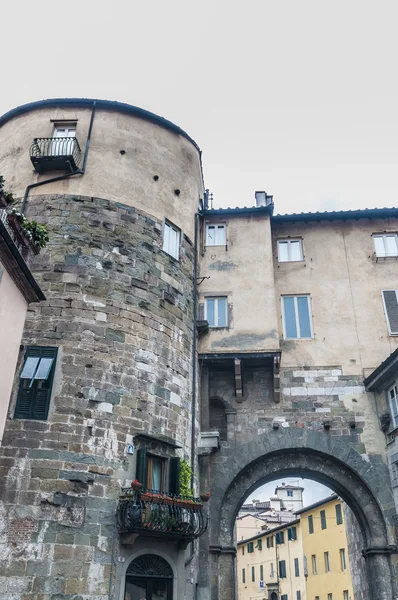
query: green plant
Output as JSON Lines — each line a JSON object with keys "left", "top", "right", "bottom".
{"left": 10, "top": 209, "right": 49, "bottom": 249}
{"left": 179, "top": 458, "right": 193, "bottom": 498}
{"left": 0, "top": 175, "right": 5, "bottom": 190}
{"left": 0, "top": 175, "right": 14, "bottom": 204}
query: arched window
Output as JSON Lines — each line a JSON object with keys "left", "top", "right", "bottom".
{"left": 270, "top": 592, "right": 278, "bottom": 600}
{"left": 124, "top": 554, "right": 173, "bottom": 600}
{"left": 209, "top": 397, "right": 227, "bottom": 441}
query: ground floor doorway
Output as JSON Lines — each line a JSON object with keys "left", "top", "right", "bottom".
{"left": 124, "top": 553, "right": 173, "bottom": 600}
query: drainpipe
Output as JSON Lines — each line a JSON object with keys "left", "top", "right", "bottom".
{"left": 191, "top": 210, "right": 200, "bottom": 488}
{"left": 21, "top": 101, "right": 96, "bottom": 213}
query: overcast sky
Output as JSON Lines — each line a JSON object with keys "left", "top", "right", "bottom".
{"left": 2, "top": 1, "right": 397, "bottom": 213}
{"left": 251, "top": 477, "right": 332, "bottom": 507}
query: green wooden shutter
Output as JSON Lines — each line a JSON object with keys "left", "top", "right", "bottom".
{"left": 136, "top": 448, "right": 147, "bottom": 487}
{"left": 168, "top": 457, "right": 180, "bottom": 495}
{"left": 383, "top": 291, "right": 398, "bottom": 334}
{"left": 15, "top": 346, "right": 57, "bottom": 421}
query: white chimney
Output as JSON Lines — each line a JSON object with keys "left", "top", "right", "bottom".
{"left": 255, "top": 191, "right": 273, "bottom": 207}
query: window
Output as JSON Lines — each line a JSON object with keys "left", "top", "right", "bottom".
{"left": 308, "top": 515, "right": 314, "bottom": 534}
{"left": 206, "top": 224, "right": 226, "bottom": 246}
{"left": 324, "top": 551, "right": 330, "bottom": 572}
{"left": 15, "top": 346, "right": 58, "bottom": 421}
{"left": 205, "top": 297, "right": 228, "bottom": 328}
{"left": 311, "top": 554, "right": 317, "bottom": 575}
{"left": 340, "top": 548, "right": 347, "bottom": 571}
{"left": 270, "top": 563, "right": 274, "bottom": 577}
{"left": 328, "top": 594, "right": 333, "bottom": 600}
{"left": 278, "top": 238, "right": 303, "bottom": 262}
{"left": 382, "top": 291, "right": 398, "bottom": 335}
{"left": 276, "top": 531, "right": 284, "bottom": 545}
{"left": 52, "top": 124, "right": 77, "bottom": 155}
{"left": 279, "top": 560, "right": 286, "bottom": 578}
{"left": 251, "top": 566, "right": 255, "bottom": 582}
{"left": 388, "top": 384, "right": 398, "bottom": 428}
{"left": 296, "top": 593, "right": 301, "bottom": 600}
{"left": 287, "top": 489, "right": 293, "bottom": 497}
{"left": 294, "top": 557, "right": 299, "bottom": 577}
{"left": 247, "top": 542, "right": 254, "bottom": 553}
{"left": 260, "top": 564, "right": 263, "bottom": 581}
{"left": 281, "top": 595, "right": 288, "bottom": 600}
{"left": 242, "top": 568, "right": 245, "bottom": 583}
{"left": 135, "top": 448, "right": 180, "bottom": 494}
{"left": 288, "top": 526, "right": 297, "bottom": 540}
{"left": 373, "top": 234, "right": 398, "bottom": 258}
{"left": 267, "top": 536, "right": 274, "bottom": 548}
{"left": 343, "top": 592, "right": 349, "bottom": 600}
{"left": 282, "top": 295, "right": 313, "bottom": 339}
{"left": 335, "top": 503, "right": 343, "bottom": 525}
{"left": 242, "top": 546, "right": 244, "bottom": 555}
{"left": 256, "top": 539, "right": 262, "bottom": 550}
{"left": 163, "top": 221, "right": 180, "bottom": 260}
{"left": 320, "top": 510, "right": 327, "bottom": 530}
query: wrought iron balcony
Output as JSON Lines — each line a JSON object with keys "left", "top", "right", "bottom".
{"left": 30, "top": 137, "right": 82, "bottom": 173}
{"left": 117, "top": 489, "right": 208, "bottom": 544}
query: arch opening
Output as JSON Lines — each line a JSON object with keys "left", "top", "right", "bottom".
{"left": 124, "top": 554, "right": 173, "bottom": 600}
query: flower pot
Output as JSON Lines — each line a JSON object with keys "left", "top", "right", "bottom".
{"left": 200, "top": 493, "right": 210, "bottom": 502}
{"left": 131, "top": 481, "right": 142, "bottom": 491}
{"left": 7, "top": 214, "right": 40, "bottom": 255}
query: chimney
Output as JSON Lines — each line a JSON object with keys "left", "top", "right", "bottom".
{"left": 255, "top": 191, "right": 273, "bottom": 207}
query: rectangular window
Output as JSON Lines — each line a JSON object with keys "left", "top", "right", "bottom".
{"left": 308, "top": 515, "right": 314, "bottom": 534}
{"left": 340, "top": 548, "right": 347, "bottom": 571}
{"left": 388, "top": 384, "right": 398, "bottom": 428}
{"left": 135, "top": 448, "right": 180, "bottom": 494}
{"left": 163, "top": 221, "right": 180, "bottom": 260}
{"left": 276, "top": 531, "right": 284, "bottom": 545}
{"left": 287, "top": 489, "right": 293, "bottom": 497}
{"left": 260, "top": 564, "right": 263, "bottom": 581}
{"left": 242, "top": 568, "right": 245, "bottom": 583}
{"left": 324, "top": 551, "right": 330, "bottom": 572}
{"left": 15, "top": 346, "right": 58, "bottom": 421}
{"left": 270, "top": 562, "right": 274, "bottom": 577}
{"left": 281, "top": 595, "right": 288, "bottom": 600}
{"left": 288, "top": 526, "right": 297, "bottom": 540}
{"left": 335, "top": 503, "right": 343, "bottom": 525}
{"left": 257, "top": 539, "right": 262, "bottom": 550}
{"left": 320, "top": 509, "right": 327, "bottom": 530}
{"left": 328, "top": 594, "right": 333, "bottom": 600}
{"left": 52, "top": 124, "right": 77, "bottom": 155}
{"left": 294, "top": 557, "right": 299, "bottom": 577}
{"left": 205, "top": 297, "right": 228, "bottom": 328}
{"left": 247, "top": 542, "right": 254, "bottom": 553}
{"left": 382, "top": 290, "right": 398, "bottom": 335}
{"left": 278, "top": 238, "right": 303, "bottom": 262}
{"left": 206, "top": 224, "right": 226, "bottom": 246}
{"left": 296, "top": 593, "right": 301, "bottom": 600}
{"left": 242, "top": 546, "right": 244, "bottom": 555}
{"left": 267, "top": 536, "right": 274, "bottom": 548}
{"left": 373, "top": 234, "right": 398, "bottom": 257}
{"left": 279, "top": 560, "right": 286, "bottom": 578}
{"left": 251, "top": 566, "right": 255, "bottom": 582}
{"left": 282, "top": 295, "right": 313, "bottom": 339}
{"left": 311, "top": 554, "right": 317, "bottom": 575}
{"left": 343, "top": 592, "right": 349, "bottom": 600}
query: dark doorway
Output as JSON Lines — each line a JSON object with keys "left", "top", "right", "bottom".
{"left": 270, "top": 593, "right": 277, "bottom": 600}
{"left": 124, "top": 554, "right": 173, "bottom": 600}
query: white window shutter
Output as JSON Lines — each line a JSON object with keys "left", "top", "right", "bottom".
{"left": 383, "top": 291, "right": 398, "bottom": 334}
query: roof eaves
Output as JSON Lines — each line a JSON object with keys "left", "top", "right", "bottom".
{"left": 201, "top": 204, "right": 274, "bottom": 217}
{"left": 364, "top": 348, "right": 398, "bottom": 391}
{"left": 295, "top": 493, "right": 338, "bottom": 515}
{"left": 272, "top": 208, "right": 398, "bottom": 223}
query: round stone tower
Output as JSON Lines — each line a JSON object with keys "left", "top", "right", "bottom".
{"left": 0, "top": 99, "right": 204, "bottom": 600}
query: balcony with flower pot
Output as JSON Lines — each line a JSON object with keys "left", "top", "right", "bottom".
{"left": 0, "top": 208, "right": 49, "bottom": 265}
{"left": 117, "top": 486, "right": 208, "bottom": 547}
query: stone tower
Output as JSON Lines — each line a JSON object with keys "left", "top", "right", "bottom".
{"left": 0, "top": 99, "right": 204, "bottom": 600}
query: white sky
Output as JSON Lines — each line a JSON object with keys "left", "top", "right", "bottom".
{"left": 250, "top": 477, "right": 332, "bottom": 508}
{"left": 2, "top": 1, "right": 398, "bottom": 213}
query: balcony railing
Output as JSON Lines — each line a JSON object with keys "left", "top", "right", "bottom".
{"left": 117, "top": 489, "right": 208, "bottom": 542}
{"left": 30, "top": 137, "right": 82, "bottom": 173}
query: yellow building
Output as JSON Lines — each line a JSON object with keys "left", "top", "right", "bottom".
{"left": 237, "top": 519, "right": 306, "bottom": 600}
{"left": 298, "top": 495, "right": 354, "bottom": 600}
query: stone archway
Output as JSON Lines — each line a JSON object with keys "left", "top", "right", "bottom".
{"left": 203, "top": 428, "right": 397, "bottom": 600}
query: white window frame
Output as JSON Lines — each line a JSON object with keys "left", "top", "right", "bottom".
{"left": 51, "top": 123, "right": 77, "bottom": 156}
{"left": 163, "top": 221, "right": 180, "bottom": 260}
{"left": 340, "top": 548, "right": 347, "bottom": 571}
{"left": 343, "top": 592, "right": 349, "bottom": 600}
{"left": 324, "top": 551, "right": 330, "bottom": 572}
{"left": 204, "top": 297, "right": 228, "bottom": 328}
{"left": 281, "top": 294, "right": 313, "bottom": 339}
{"left": 373, "top": 233, "right": 398, "bottom": 258}
{"left": 381, "top": 290, "right": 398, "bottom": 335}
{"left": 277, "top": 238, "right": 303, "bottom": 262}
{"left": 388, "top": 384, "right": 398, "bottom": 429}
{"left": 311, "top": 554, "right": 317, "bottom": 575}
{"left": 205, "top": 223, "right": 226, "bottom": 247}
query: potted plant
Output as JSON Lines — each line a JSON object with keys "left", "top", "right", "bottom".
{"left": 200, "top": 492, "right": 210, "bottom": 502}
{"left": 0, "top": 176, "right": 14, "bottom": 208}
{"left": 131, "top": 479, "right": 142, "bottom": 491}
{"left": 7, "top": 209, "right": 49, "bottom": 254}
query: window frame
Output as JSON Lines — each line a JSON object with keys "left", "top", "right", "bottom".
{"left": 320, "top": 509, "right": 327, "bottom": 530}
{"left": 279, "top": 560, "right": 286, "bottom": 579}
{"left": 135, "top": 448, "right": 180, "bottom": 495}
{"left": 388, "top": 384, "right": 398, "bottom": 429}
{"left": 242, "top": 568, "right": 245, "bottom": 583}
{"left": 277, "top": 237, "right": 304, "bottom": 262}
{"left": 204, "top": 296, "right": 228, "bottom": 328}
{"left": 205, "top": 223, "right": 227, "bottom": 247}
{"left": 259, "top": 564, "right": 263, "bottom": 581}
{"left": 340, "top": 548, "right": 347, "bottom": 571}
{"left": 162, "top": 220, "right": 181, "bottom": 260}
{"left": 267, "top": 536, "right": 274, "bottom": 548}
{"left": 311, "top": 554, "right": 317, "bottom": 575}
{"left": 294, "top": 557, "right": 300, "bottom": 577}
{"left": 15, "top": 346, "right": 58, "bottom": 421}
{"left": 373, "top": 233, "right": 398, "bottom": 258}
{"left": 247, "top": 541, "right": 254, "bottom": 553}
{"left": 288, "top": 526, "right": 297, "bottom": 540}
{"left": 324, "top": 551, "right": 330, "bottom": 572}
{"left": 251, "top": 566, "right": 255, "bottom": 582}
{"left": 281, "top": 294, "right": 313, "bottom": 339}
{"left": 335, "top": 503, "right": 343, "bottom": 525}
{"left": 275, "top": 531, "right": 285, "bottom": 545}
{"left": 381, "top": 290, "right": 398, "bottom": 335}
{"left": 308, "top": 515, "right": 314, "bottom": 534}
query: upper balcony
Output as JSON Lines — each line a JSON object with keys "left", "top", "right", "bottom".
{"left": 117, "top": 488, "right": 208, "bottom": 546}
{"left": 30, "top": 137, "right": 82, "bottom": 174}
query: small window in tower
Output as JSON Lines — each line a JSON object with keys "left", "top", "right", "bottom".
{"left": 206, "top": 223, "right": 226, "bottom": 247}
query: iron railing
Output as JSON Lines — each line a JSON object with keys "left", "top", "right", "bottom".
{"left": 0, "top": 209, "right": 30, "bottom": 262}
{"left": 117, "top": 489, "right": 208, "bottom": 540}
{"left": 30, "top": 137, "right": 82, "bottom": 168}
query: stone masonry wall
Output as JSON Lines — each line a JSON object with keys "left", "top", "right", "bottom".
{"left": 0, "top": 194, "right": 195, "bottom": 600}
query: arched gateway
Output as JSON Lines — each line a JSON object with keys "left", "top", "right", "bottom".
{"left": 199, "top": 428, "right": 397, "bottom": 600}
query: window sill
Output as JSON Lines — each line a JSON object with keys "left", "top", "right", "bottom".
{"left": 277, "top": 259, "right": 306, "bottom": 264}
{"left": 283, "top": 337, "right": 314, "bottom": 341}
{"left": 161, "top": 249, "right": 180, "bottom": 262}
{"left": 208, "top": 326, "right": 229, "bottom": 330}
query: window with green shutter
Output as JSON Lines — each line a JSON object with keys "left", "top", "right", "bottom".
{"left": 256, "top": 538, "right": 262, "bottom": 550}
{"left": 260, "top": 564, "right": 263, "bottom": 581}
{"left": 288, "top": 526, "right": 297, "bottom": 540}
{"left": 15, "top": 346, "right": 58, "bottom": 421}
{"left": 135, "top": 448, "right": 180, "bottom": 494}
{"left": 276, "top": 531, "right": 284, "bottom": 545}
{"left": 251, "top": 566, "right": 255, "bottom": 582}
{"left": 266, "top": 536, "right": 274, "bottom": 548}
{"left": 247, "top": 542, "right": 254, "bottom": 553}
{"left": 279, "top": 560, "right": 286, "bottom": 578}
{"left": 308, "top": 515, "right": 314, "bottom": 533}
{"left": 335, "top": 503, "right": 343, "bottom": 525}
{"left": 320, "top": 510, "right": 327, "bottom": 530}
